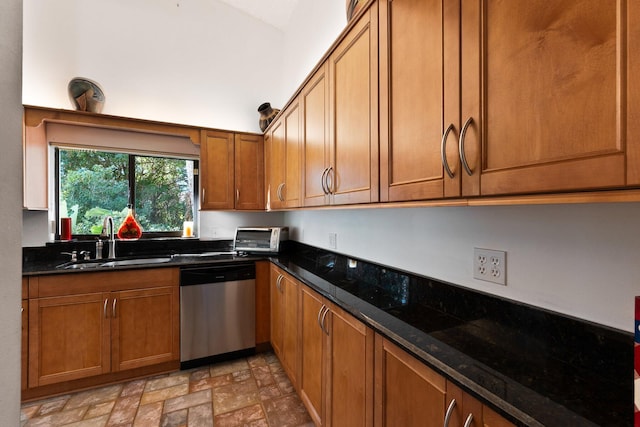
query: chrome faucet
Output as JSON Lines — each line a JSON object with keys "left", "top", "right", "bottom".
{"left": 102, "top": 216, "right": 116, "bottom": 259}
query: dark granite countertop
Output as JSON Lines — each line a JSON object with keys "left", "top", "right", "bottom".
{"left": 270, "top": 243, "right": 632, "bottom": 427}
{"left": 23, "top": 240, "right": 632, "bottom": 426}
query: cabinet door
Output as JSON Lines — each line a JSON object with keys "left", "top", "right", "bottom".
{"left": 302, "top": 64, "right": 331, "bottom": 207}
{"left": 446, "top": 381, "right": 483, "bottom": 427}
{"left": 21, "top": 299, "right": 28, "bottom": 392}
{"left": 200, "top": 130, "right": 234, "bottom": 209}
{"left": 299, "top": 286, "right": 325, "bottom": 426}
{"left": 281, "top": 273, "right": 300, "bottom": 387}
{"left": 234, "top": 133, "right": 264, "bottom": 210}
{"left": 270, "top": 266, "right": 284, "bottom": 357}
{"left": 267, "top": 119, "right": 286, "bottom": 210}
{"left": 326, "top": 302, "right": 374, "bottom": 427}
{"left": 461, "top": 0, "right": 636, "bottom": 196}
{"left": 328, "top": 4, "right": 379, "bottom": 205}
{"left": 283, "top": 101, "right": 301, "bottom": 208}
{"left": 111, "top": 286, "right": 179, "bottom": 372}
{"left": 267, "top": 103, "right": 301, "bottom": 210}
{"left": 29, "top": 293, "right": 111, "bottom": 387}
{"left": 379, "top": 0, "right": 460, "bottom": 201}
{"left": 374, "top": 334, "right": 446, "bottom": 427}
{"left": 483, "top": 405, "right": 515, "bottom": 427}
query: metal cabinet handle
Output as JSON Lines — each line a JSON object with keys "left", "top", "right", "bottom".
{"left": 321, "top": 168, "right": 329, "bottom": 194}
{"left": 202, "top": 188, "right": 206, "bottom": 203}
{"left": 236, "top": 189, "right": 240, "bottom": 203}
{"left": 459, "top": 117, "right": 474, "bottom": 176}
{"left": 443, "top": 399, "right": 457, "bottom": 427}
{"left": 463, "top": 414, "right": 474, "bottom": 427}
{"left": 112, "top": 298, "right": 117, "bottom": 318}
{"left": 277, "top": 183, "right": 285, "bottom": 201}
{"left": 104, "top": 298, "right": 109, "bottom": 318}
{"left": 276, "top": 274, "right": 283, "bottom": 292}
{"left": 317, "top": 305, "right": 326, "bottom": 330}
{"left": 441, "top": 123, "right": 455, "bottom": 179}
{"left": 326, "top": 167, "right": 334, "bottom": 194}
{"left": 320, "top": 306, "right": 330, "bottom": 335}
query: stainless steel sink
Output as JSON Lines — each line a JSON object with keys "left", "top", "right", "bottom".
{"left": 58, "top": 257, "right": 173, "bottom": 270}
{"left": 62, "top": 262, "right": 103, "bottom": 270}
{"left": 99, "top": 257, "right": 172, "bottom": 267}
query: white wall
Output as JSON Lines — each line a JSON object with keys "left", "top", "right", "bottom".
{"left": 285, "top": 203, "right": 640, "bottom": 333}
{"left": 0, "top": 0, "right": 24, "bottom": 423}
{"left": 199, "top": 210, "right": 285, "bottom": 239}
{"left": 280, "top": 0, "right": 346, "bottom": 96}
{"left": 23, "top": 0, "right": 285, "bottom": 133}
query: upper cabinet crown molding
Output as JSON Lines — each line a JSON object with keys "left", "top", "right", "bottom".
{"left": 23, "top": 105, "right": 201, "bottom": 145}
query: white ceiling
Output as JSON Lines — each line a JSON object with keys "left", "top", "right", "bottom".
{"left": 217, "top": 0, "right": 301, "bottom": 30}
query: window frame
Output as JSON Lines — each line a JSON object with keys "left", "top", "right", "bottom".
{"left": 55, "top": 147, "right": 199, "bottom": 240}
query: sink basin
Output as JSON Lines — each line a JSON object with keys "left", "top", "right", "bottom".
{"left": 100, "top": 257, "right": 172, "bottom": 267}
{"left": 62, "top": 262, "right": 103, "bottom": 270}
{"left": 58, "top": 257, "right": 173, "bottom": 270}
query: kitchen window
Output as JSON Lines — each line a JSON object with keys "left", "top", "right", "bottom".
{"left": 56, "top": 147, "right": 198, "bottom": 238}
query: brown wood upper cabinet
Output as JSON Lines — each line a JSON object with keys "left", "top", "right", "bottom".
{"left": 379, "top": 0, "right": 460, "bottom": 201}
{"left": 201, "top": 130, "right": 264, "bottom": 210}
{"left": 380, "top": 0, "right": 640, "bottom": 201}
{"left": 265, "top": 98, "right": 302, "bottom": 210}
{"left": 301, "top": 3, "right": 379, "bottom": 207}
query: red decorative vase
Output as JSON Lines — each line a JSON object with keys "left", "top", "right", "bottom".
{"left": 117, "top": 205, "right": 142, "bottom": 240}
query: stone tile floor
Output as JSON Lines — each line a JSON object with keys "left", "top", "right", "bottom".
{"left": 21, "top": 352, "right": 313, "bottom": 427}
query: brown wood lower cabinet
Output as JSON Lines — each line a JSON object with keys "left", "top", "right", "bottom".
{"left": 375, "top": 334, "right": 515, "bottom": 427}
{"left": 299, "top": 284, "right": 374, "bottom": 427}
{"left": 375, "top": 335, "right": 446, "bottom": 426}
{"left": 25, "top": 268, "right": 179, "bottom": 396}
{"left": 270, "top": 265, "right": 299, "bottom": 386}
{"left": 21, "top": 278, "right": 28, "bottom": 393}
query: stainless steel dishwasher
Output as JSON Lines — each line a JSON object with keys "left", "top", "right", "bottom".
{"left": 180, "top": 262, "right": 255, "bottom": 369}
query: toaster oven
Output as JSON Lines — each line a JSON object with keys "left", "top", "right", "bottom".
{"left": 233, "top": 226, "right": 288, "bottom": 254}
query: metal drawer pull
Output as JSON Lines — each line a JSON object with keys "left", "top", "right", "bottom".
{"left": 463, "top": 413, "right": 473, "bottom": 427}
{"left": 104, "top": 298, "right": 109, "bottom": 318}
{"left": 112, "top": 298, "right": 117, "bottom": 318}
{"left": 459, "top": 117, "right": 474, "bottom": 176}
{"left": 441, "top": 123, "right": 455, "bottom": 179}
{"left": 443, "top": 399, "right": 457, "bottom": 427}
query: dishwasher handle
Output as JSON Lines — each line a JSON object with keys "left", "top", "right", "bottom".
{"left": 180, "top": 263, "right": 255, "bottom": 286}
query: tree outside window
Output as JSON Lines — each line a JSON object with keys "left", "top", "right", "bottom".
{"left": 58, "top": 148, "right": 197, "bottom": 236}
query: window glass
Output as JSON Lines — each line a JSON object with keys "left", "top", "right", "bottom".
{"left": 58, "top": 148, "right": 196, "bottom": 236}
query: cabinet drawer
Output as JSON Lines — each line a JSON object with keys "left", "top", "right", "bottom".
{"left": 29, "top": 268, "right": 180, "bottom": 298}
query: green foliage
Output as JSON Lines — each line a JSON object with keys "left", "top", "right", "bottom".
{"left": 59, "top": 149, "right": 195, "bottom": 235}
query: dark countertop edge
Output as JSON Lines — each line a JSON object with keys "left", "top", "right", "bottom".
{"left": 21, "top": 255, "right": 263, "bottom": 276}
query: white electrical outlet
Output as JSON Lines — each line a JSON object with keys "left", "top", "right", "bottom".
{"left": 473, "top": 248, "right": 506, "bottom": 285}
{"left": 328, "top": 232, "right": 337, "bottom": 249}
